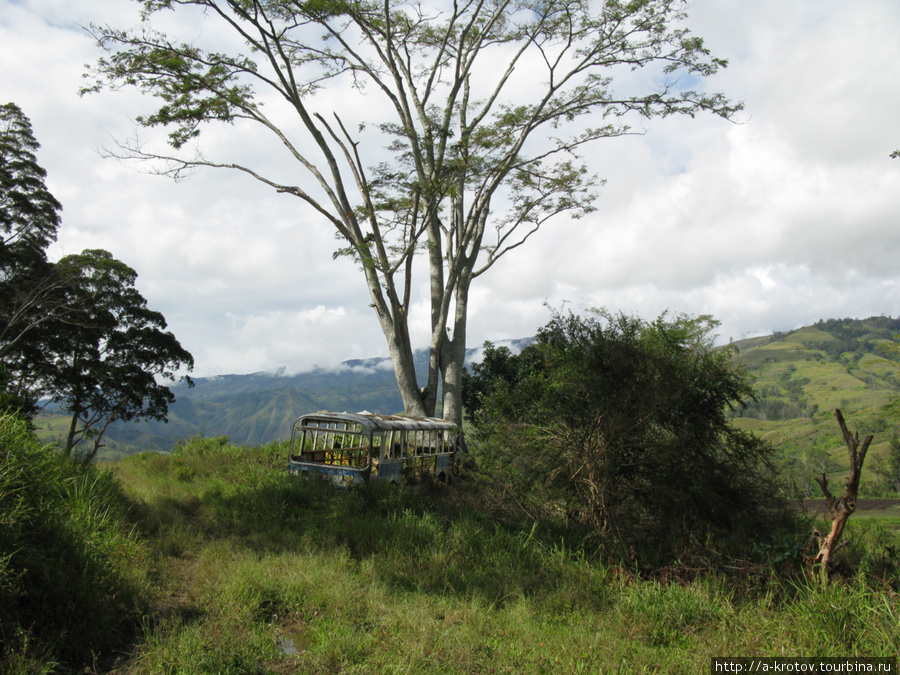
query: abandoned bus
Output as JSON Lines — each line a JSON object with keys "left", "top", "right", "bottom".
{"left": 287, "top": 411, "right": 460, "bottom": 485}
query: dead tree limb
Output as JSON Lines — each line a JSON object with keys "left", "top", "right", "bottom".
{"left": 812, "top": 409, "right": 873, "bottom": 583}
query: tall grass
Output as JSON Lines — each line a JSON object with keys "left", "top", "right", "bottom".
{"left": 102, "top": 435, "right": 900, "bottom": 673}
{"left": 0, "top": 413, "right": 152, "bottom": 673}
{"left": 6, "top": 429, "right": 896, "bottom": 672}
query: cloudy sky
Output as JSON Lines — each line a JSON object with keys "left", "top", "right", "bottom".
{"left": 2, "top": 0, "right": 899, "bottom": 378}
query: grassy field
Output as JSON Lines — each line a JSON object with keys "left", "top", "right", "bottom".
{"left": 59, "top": 436, "right": 895, "bottom": 674}
{"left": 799, "top": 499, "right": 900, "bottom": 526}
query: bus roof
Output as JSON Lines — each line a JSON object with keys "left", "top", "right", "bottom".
{"left": 294, "top": 411, "right": 458, "bottom": 432}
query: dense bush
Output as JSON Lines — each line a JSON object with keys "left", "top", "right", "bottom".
{"left": 0, "top": 413, "right": 150, "bottom": 672}
{"left": 463, "top": 309, "right": 791, "bottom": 567}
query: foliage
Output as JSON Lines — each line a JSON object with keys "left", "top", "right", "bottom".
{"left": 0, "top": 363, "right": 27, "bottom": 418}
{"left": 0, "top": 103, "right": 60, "bottom": 272}
{"left": 886, "top": 431, "right": 900, "bottom": 495}
{"left": 463, "top": 309, "right": 786, "bottom": 566}
{"left": 41, "top": 249, "right": 195, "bottom": 460}
{"left": 83, "top": 0, "right": 741, "bottom": 425}
{"left": 0, "top": 413, "right": 151, "bottom": 672}
{"left": 0, "top": 102, "right": 65, "bottom": 412}
{"left": 0, "top": 104, "right": 194, "bottom": 459}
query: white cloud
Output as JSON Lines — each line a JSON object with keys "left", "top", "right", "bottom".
{"left": 203, "top": 305, "right": 388, "bottom": 375}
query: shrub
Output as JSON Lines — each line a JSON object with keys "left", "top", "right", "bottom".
{"left": 463, "top": 309, "right": 792, "bottom": 567}
{"left": 0, "top": 413, "right": 150, "bottom": 671}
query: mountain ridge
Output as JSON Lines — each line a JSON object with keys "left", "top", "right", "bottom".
{"left": 78, "top": 338, "right": 533, "bottom": 453}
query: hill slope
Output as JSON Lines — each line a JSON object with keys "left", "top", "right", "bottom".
{"left": 729, "top": 316, "right": 900, "bottom": 496}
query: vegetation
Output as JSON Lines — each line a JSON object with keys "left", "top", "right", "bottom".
{"left": 4, "top": 127, "right": 898, "bottom": 665}
{"left": 1, "top": 101, "right": 64, "bottom": 413}
{"left": 2, "top": 4, "right": 896, "bottom": 668}
{"left": 729, "top": 316, "right": 900, "bottom": 498}
{"left": 37, "top": 250, "right": 194, "bottom": 460}
{"left": 1, "top": 103, "right": 193, "bottom": 460}
{"left": 0, "top": 413, "right": 151, "bottom": 672}
{"left": 4, "top": 430, "right": 898, "bottom": 673}
{"left": 84, "top": 0, "right": 740, "bottom": 426}
{"left": 463, "top": 309, "right": 790, "bottom": 567}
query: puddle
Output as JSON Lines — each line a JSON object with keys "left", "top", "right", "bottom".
{"left": 278, "top": 624, "right": 310, "bottom": 656}
{"left": 278, "top": 637, "right": 300, "bottom": 656}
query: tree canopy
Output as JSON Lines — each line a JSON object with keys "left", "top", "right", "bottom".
{"left": 0, "top": 103, "right": 61, "bottom": 263}
{"left": 47, "top": 250, "right": 195, "bottom": 459}
{"left": 0, "top": 103, "right": 64, "bottom": 365}
{"left": 0, "top": 103, "right": 193, "bottom": 458}
{"left": 85, "top": 0, "right": 741, "bottom": 425}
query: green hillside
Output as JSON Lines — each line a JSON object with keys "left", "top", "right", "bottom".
{"left": 729, "top": 316, "right": 900, "bottom": 498}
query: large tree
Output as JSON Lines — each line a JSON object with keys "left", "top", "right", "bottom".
{"left": 33, "top": 250, "right": 195, "bottom": 460}
{"left": 3, "top": 248, "right": 195, "bottom": 459}
{"left": 0, "top": 103, "right": 65, "bottom": 366}
{"left": 0, "top": 104, "right": 194, "bottom": 454}
{"left": 84, "top": 0, "right": 740, "bottom": 425}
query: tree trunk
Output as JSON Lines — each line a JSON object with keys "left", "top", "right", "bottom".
{"left": 441, "top": 333, "right": 467, "bottom": 428}
{"left": 423, "top": 210, "right": 446, "bottom": 419}
{"left": 383, "top": 318, "right": 428, "bottom": 418}
{"left": 813, "top": 409, "right": 873, "bottom": 584}
{"left": 86, "top": 416, "right": 116, "bottom": 464}
{"left": 64, "top": 405, "right": 81, "bottom": 457}
{"left": 360, "top": 248, "right": 429, "bottom": 418}
{"left": 440, "top": 272, "right": 473, "bottom": 428}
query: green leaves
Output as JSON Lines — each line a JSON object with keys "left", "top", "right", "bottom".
{"left": 1, "top": 103, "right": 66, "bottom": 415}
{"left": 0, "top": 102, "right": 62, "bottom": 266}
{"left": 85, "top": 27, "right": 257, "bottom": 148}
{"left": 1, "top": 106, "right": 193, "bottom": 458}
{"left": 465, "top": 309, "right": 780, "bottom": 566}
{"left": 47, "top": 250, "right": 195, "bottom": 459}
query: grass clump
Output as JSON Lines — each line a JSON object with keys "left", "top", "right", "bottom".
{"left": 0, "top": 413, "right": 152, "bottom": 673}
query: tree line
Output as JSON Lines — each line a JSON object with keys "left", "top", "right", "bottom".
{"left": 1, "top": 102, "right": 193, "bottom": 460}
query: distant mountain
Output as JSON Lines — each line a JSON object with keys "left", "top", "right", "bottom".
{"left": 98, "top": 365, "right": 403, "bottom": 453}
{"left": 54, "top": 338, "right": 533, "bottom": 454}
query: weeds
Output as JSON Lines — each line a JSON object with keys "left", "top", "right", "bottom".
{"left": 0, "top": 413, "right": 151, "bottom": 672}
{"left": 3, "top": 431, "right": 898, "bottom": 672}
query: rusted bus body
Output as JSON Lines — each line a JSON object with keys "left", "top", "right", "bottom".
{"left": 287, "top": 411, "right": 460, "bottom": 486}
